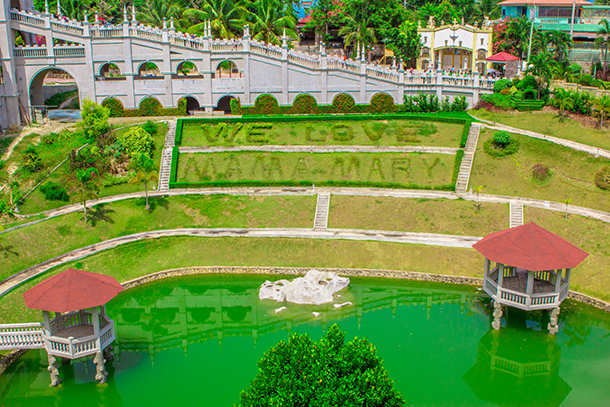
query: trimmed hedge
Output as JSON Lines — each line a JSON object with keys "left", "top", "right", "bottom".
{"left": 254, "top": 94, "right": 280, "bottom": 115}
{"left": 102, "top": 97, "right": 188, "bottom": 117}
{"left": 452, "top": 150, "right": 464, "bottom": 186}
{"left": 290, "top": 94, "right": 318, "bottom": 114}
{"left": 460, "top": 121, "right": 471, "bottom": 148}
{"left": 102, "top": 98, "right": 124, "bottom": 117}
{"left": 170, "top": 146, "right": 179, "bottom": 183}
{"left": 514, "top": 100, "right": 544, "bottom": 112}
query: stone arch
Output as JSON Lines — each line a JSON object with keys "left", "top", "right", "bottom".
{"left": 98, "top": 62, "right": 124, "bottom": 79}
{"left": 28, "top": 66, "right": 80, "bottom": 110}
{"left": 367, "top": 91, "right": 396, "bottom": 105}
{"left": 176, "top": 60, "right": 200, "bottom": 77}
{"left": 178, "top": 95, "right": 202, "bottom": 114}
{"left": 331, "top": 92, "right": 355, "bottom": 113}
{"left": 215, "top": 94, "right": 238, "bottom": 113}
{"left": 214, "top": 60, "right": 241, "bottom": 78}
{"left": 290, "top": 92, "right": 319, "bottom": 105}
{"left": 136, "top": 61, "right": 162, "bottom": 78}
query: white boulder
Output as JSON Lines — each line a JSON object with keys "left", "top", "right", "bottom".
{"left": 259, "top": 270, "right": 350, "bottom": 305}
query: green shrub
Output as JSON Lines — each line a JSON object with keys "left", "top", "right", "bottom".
{"left": 139, "top": 97, "right": 162, "bottom": 116}
{"left": 332, "top": 93, "right": 356, "bottom": 113}
{"left": 230, "top": 98, "right": 243, "bottom": 115}
{"left": 21, "top": 144, "right": 43, "bottom": 172}
{"left": 102, "top": 98, "right": 124, "bottom": 117}
{"left": 118, "top": 126, "right": 155, "bottom": 158}
{"left": 40, "top": 182, "right": 69, "bottom": 201}
{"left": 451, "top": 95, "right": 468, "bottom": 111}
{"left": 141, "top": 120, "right": 159, "bottom": 136}
{"left": 403, "top": 94, "right": 440, "bottom": 113}
{"left": 442, "top": 96, "right": 451, "bottom": 112}
{"left": 494, "top": 78, "right": 513, "bottom": 92}
{"left": 102, "top": 172, "right": 134, "bottom": 187}
{"left": 239, "top": 324, "right": 404, "bottom": 407}
{"left": 480, "top": 93, "right": 515, "bottom": 110}
{"left": 517, "top": 75, "right": 538, "bottom": 91}
{"left": 595, "top": 167, "right": 610, "bottom": 190}
{"left": 80, "top": 98, "right": 111, "bottom": 140}
{"left": 290, "top": 94, "right": 318, "bottom": 114}
{"left": 484, "top": 138, "right": 520, "bottom": 157}
{"left": 493, "top": 131, "right": 511, "bottom": 146}
{"left": 568, "top": 63, "right": 582, "bottom": 75}
{"left": 369, "top": 93, "right": 395, "bottom": 113}
{"left": 254, "top": 94, "right": 280, "bottom": 115}
{"left": 579, "top": 74, "right": 593, "bottom": 87}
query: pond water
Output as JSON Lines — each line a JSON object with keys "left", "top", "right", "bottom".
{"left": 1, "top": 274, "right": 610, "bottom": 407}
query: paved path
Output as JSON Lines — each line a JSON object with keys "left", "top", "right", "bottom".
{"left": 178, "top": 145, "right": 460, "bottom": 154}
{"left": 470, "top": 114, "right": 610, "bottom": 160}
{"left": 455, "top": 123, "right": 481, "bottom": 192}
{"left": 0, "top": 227, "right": 481, "bottom": 297}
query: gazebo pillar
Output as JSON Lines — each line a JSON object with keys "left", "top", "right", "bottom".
{"left": 42, "top": 310, "right": 52, "bottom": 335}
{"left": 497, "top": 263, "right": 504, "bottom": 286}
{"left": 555, "top": 269, "right": 563, "bottom": 292}
{"left": 91, "top": 306, "right": 108, "bottom": 383}
{"left": 526, "top": 271, "right": 534, "bottom": 295}
{"left": 484, "top": 258, "right": 490, "bottom": 278}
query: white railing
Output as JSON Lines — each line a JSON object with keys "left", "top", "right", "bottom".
{"left": 132, "top": 26, "right": 163, "bottom": 42}
{"left": 484, "top": 273, "right": 561, "bottom": 310}
{"left": 211, "top": 39, "right": 243, "bottom": 52}
{"left": 250, "top": 41, "right": 282, "bottom": 59}
{"left": 14, "top": 46, "right": 47, "bottom": 57}
{"left": 51, "top": 20, "right": 84, "bottom": 36}
{"left": 50, "top": 310, "right": 92, "bottom": 335}
{"left": 491, "top": 354, "right": 551, "bottom": 377}
{"left": 9, "top": 9, "right": 45, "bottom": 27}
{"left": 170, "top": 35, "right": 204, "bottom": 50}
{"left": 92, "top": 26, "right": 123, "bottom": 38}
{"left": 0, "top": 323, "right": 45, "bottom": 350}
{"left": 288, "top": 51, "right": 320, "bottom": 69}
{"left": 442, "top": 76, "right": 474, "bottom": 87}
{"left": 54, "top": 46, "right": 85, "bottom": 57}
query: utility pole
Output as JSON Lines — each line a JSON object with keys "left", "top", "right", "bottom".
{"left": 570, "top": 0, "right": 576, "bottom": 38}
{"left": 526, "top": 6, "right": 536, "bottom": 69}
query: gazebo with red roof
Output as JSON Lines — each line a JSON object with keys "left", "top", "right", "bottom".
{"left": 22, "top": 268, "right": 124, "bottom": 386}
{"left": 473, "top": 223, "right": 588, "bottom": 333}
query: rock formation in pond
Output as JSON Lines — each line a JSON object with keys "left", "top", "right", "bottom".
{"left": 259, "top": 270, "right": 350, "bottom": 305}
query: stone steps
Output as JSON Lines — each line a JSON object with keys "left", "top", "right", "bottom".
{"left": 158, "top": 120, "right": 177, "bottom": 192}
{"left": 314, "top": 193, "right": 331, "bottom": 230}
{"left": 455, "top": 124, "right": 481, "bottom": 193}
{"left": 510, "top": 202, "right": 524, "bottom": 228}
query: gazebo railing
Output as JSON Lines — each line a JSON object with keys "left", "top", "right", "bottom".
{"left": 50, "top": 310, "right": 93, "bottom": 335}
{"left": 491, "top": 354, "right": 552, "bottom": 377}
{"left": 0, "top": 323, "right": 45, "bottom": 350}
{"left": 45, "top": 317, "right": 114, "bottom": 359}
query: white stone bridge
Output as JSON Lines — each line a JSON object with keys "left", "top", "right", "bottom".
{"left": 0, "top": 0, "right": 496, "bottom": 127}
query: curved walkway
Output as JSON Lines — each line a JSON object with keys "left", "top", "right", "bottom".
{"left": 0, "top": 227, "right": 480, "bottom": 297}
{"left": 469, "top": 114, "right": 610, "bottom": 159}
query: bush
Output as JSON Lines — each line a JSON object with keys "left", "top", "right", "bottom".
{"left": 369, "top": 93, "right": 396, "bottom": 113}
{"left": 484, "top": 138, "right": 520, "bottom": 157}
{"left": 579, "top": 74, "right": 593, "bottom": 87}
{"left": 595, "top": 167, "right": 610, "bottom": 190}
{"left": 141, "top": 120, "right": 159, "bottom": 136}
{"left": 118, "top": 126, "right": 155, "bottom": 158}
{"left": 568, "top": 63, "right": 582, "bottom": 75}
{"left": 331, "top": 93, "right": 356, "bottom": 113}
{"left": 290, "top": 94, "right": 318, "bottom": 114}
{"left": 20, "top": 144, "right": 43, "bottom": 173}
{"left": 139, "top": 97, "right": 162, "bottom": 116}
{"left": 230, "top": 98, "right": 243, "bottom": 115}
{"left": 239, "top": 324, "right": 404, "bottom": 407}
{"left": 500, "top": 88, "right": 510, "bottom": 96}
{"left": 331, "top": 124, "right": 354, "bottom": 141}
{"left": 102, "top": 98, "right": 124, "bottom": 117}
{"left": 40, "top": 182, "right": 69, "bottom": 201}
{"left": 493, "top": 131, "right": 511, "bottom": 147}
{"left": 494, "top": 78, "right": 513, "bottom": 92}
{"left": 480, "top": 93, "right": 515, "bottom": 110}
{"left": 254, "top": 94, "right": 280, "bottom": 115}
{"left": 102, "top": 172, "right": 134, "bottom": 187}
{"left": 517, "top": 75, "right": 538, "bottom": 91}
{"left": 80, "top": 98, "right": 110, "bottom": 140}
{"left": 403, "top": 94, "right": 440, "bottom": 112}
{"left": 532, "top": 163, "right": 551, "bottom": 182}
{"left": 451, "top": 95, "right": 468, "bottom": 111}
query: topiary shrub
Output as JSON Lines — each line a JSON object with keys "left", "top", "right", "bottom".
{"left": 239, "top": 324, "right": 404, "bottom": 407}
{"left": 494, "top": 78, "right": 513, "bottom": 92}
{"left": 369, "top": 93, "right": 395, "bottom": 113}
{"left": 517, "top": 75, "right": 537, "bottom": 91}
{"left": 254, "top": 94, "right": 280, "bottom": 115}
{"left": 290, "top": 94, "right": 318, "bottom": 114}
{"left": 102, "top": 98, "right": 124, "bottom": 117}
{"left": 331, "top": 93, "right": 356, "bottom": 113}
{"left": 118, "top": 126, "right": 155, "bottom": 158}
{"left": 230, "top": 98, "right": 243, "bottom": 115}
{"left": 595, "top": 167, "right": 610, "bottom": 190}
{"left": 493, "top": 131, "right": 511, "bottom": 147}
{"left": 532, "top": 163, "right": 551, "bottom": 182}
{"left": 484, "top": 138, "right": 519, "bottom": 157}
{"left": 40, "top": 182, "right": 69, "bottom": 201}
{"left": 138, "top": 97, "right": 162, "bottom": 116}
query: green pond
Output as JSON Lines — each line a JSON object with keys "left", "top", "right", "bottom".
{"left": 2, "top": 274, "right": 610, "bottom": 406}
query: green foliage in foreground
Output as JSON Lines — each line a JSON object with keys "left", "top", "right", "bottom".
{"left": 240, "top": 324, "right": 404, "bottom": 407}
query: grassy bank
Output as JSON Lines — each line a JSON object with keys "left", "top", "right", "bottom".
{"left": 328, "top": 196, "right": 508, "bottom": 236}
{"left": 470, "top": 109, "right": 610, "bottom": 151}
{"left": 180, "top": 119, "right": 464, "bottom": 147}
{"left": 0, "top": 195, "right": 316, "bottom": 281}
{"left": 470, "top": 129, "right": 610, "bottom": 212}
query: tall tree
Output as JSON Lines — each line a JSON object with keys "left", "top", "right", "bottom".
{"left": 250, "top": 0, "right": 298, "bottom": 46}
{"left": 474, "top": 0, "right": 500, "bottom": 22}
{"left": 69, "top": 167, "right": 99, "bottom": 224}
{"left": 529, "top": 51, "right": 555, "bottom": 99}
{"left": 381, "top": 20, "right": 421, "bottom": 67}
{"left": 595, "top": 19, "right": 610, "bottom": 79}
{"left": 547, "top": 30, "right": 572, "bottom": 63}
{"left": 553, "top": 88, "right": 574, "bottom": 122}
{"left": 183, "top": 0, "right": 250, "bottom": 38}
{"left": 129, "top": 154, "right": 158, "bottom": 211}
{"left": 592, "top": 94, "right": 610, "bottom": 128}
{"left": 338, "top": 15, "right": 377, "bottom": 57}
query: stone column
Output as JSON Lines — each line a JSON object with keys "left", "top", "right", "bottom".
{"left": 492, "top": 301, "right": 503, "bottom": 330}
{"left": 242, "top": 26, "right": 251, "bottom": 106}
{"left": 359, "top": 49, "right": 367, "bottom": 103}
{"left": 397, "top": 63, "right": 405, "bottom": 103}
{"left": 48, "top": 354, "right": 62, "bottom": 386}
{"left": 281, "top": 31, "right": 289, "bottom": 105}
{"left": 93, "top": 351, "right": 108, "bottom": 383}
{"left": 161, "top": 18, "right": 173, "bottom": 107}
{"left": 43, "top": 3, "right": 54, "bottom": 59}
{"left": 0, "top": 2, "right": 22, "bottom": 127}
{"left": 122, "top": 14, "right": 136, "bottom": 108}
{"left": 548, "top": 307, "right": 560, "bottom": 335}
{"left": 320, "top": 43, "right": 328, "bottom": 105}
{"left": 203, "top": 22, "right": 213, "bottom": 111}
{"left": 436, "top": 69, "right": 443, "bottom": 100}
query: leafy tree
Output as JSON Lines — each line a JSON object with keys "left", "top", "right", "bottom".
{"left": 595, "top": 19, "right": 610, "bottom": 79}
{"left": 553, "top": 88, "right": 574, "bottom": 122}
{"left": 474, "top": 0, "right": 500, "bottom": 22}
{"left": 547, "top": 30, "right": 572, "bottom": 63}
{"left": 184, "top": 0, "right": 250, "bottom": 38}
{"left": 250, "top": 0, "right": 298, "bottom": 46}
{"left": 137, "top": 0, "right": 186, "bottom": 29}
{"left": 129, "top": 154, "right": 158, "bottom": 211}
{"left": 80, "top": 98, "right": 111, "bottom": 141}
{"left": 118, "top": 126, "right": 155, "bottom": 159}
{"left": 306, "top": 0, "right": 345, "bottom": 43}
{"left": 419, "top": 0, "right": 462, "bottom": 27}
{"left": 528, "top": 51, "right": 555, "bottom": 99}
{"left": 239, "top": 324, "right": 404, "bottom": 407}
{"left": 338, "top": 15, "right": 377, "bottom": 57}
{"left": 381, "top": 20, "right": 420, "bottom": 67}
{"left": 592, "top": 94, "right": 610, "bottom": 128}
{"left": 69, "top": 167, "right": 99, "bottom": 224}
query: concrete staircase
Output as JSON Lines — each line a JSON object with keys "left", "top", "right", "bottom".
{"left": 314, "top": 193, "right": 331, "bottom": 230}
{"left": 455, "top": 124, "right": 481, "bottom": 193}
{"left": 509, "top": 202, "right": 524, "bottom": 228}
{"left": 158, "top": 120, "right": 177, "bottom": 192}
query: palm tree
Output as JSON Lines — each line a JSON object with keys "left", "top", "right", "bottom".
{"left": 529, "top": 51, "right": 555, "bottom": 99}
{"left": 505, "top": 16, "right": 531, "bottom": 60}
{"left": 250, "top": 0, "right": 297, "bottom": 46}
{"left": 547, "top": 30, "right": 572, "bottom": 62}
{"left": 592, "top": 94, "right": 610, "bottom": 128}
{"left": 553, "top": 88, "right": 574, "bottom": 122}
{"left": 338, "top": 16, "right": 377, "bottom": 59}
{"left": 474, "top": 0, "right": 500, "bottom": 22}
{"left": 129, "top": 154, "right": 158, "bottom": 211}
{"left": 69, "top": 167, "right": 99, "bottom": 224}
{"left": 595, "top": 19, "right": 610, "bottom": 79}
{"left": 552, "top": 63, "right": 577, "bottom": 82}
{"left": 137, "top": 0, "right": 185, "bottom": 29}
{"left": 183, "top": 0, "right": 250, "bottom": 38}
{"left": 59, "top": 0, "right": 91, "bottom": 21}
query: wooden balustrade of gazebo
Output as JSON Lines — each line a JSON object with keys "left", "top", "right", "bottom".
{"left": 473, "top": 223, "right": 589, "bottom": 334}
{"left": 0, "top": 268, "right": 124, "bottom": 386}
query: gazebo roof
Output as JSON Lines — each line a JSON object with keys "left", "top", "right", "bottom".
{"left": 472, "top": 223, "right": 589, "bottom": 271}
{"left": 485, "top": 51, "right": 520, "bottom": 62}
{"left": 23, "top": 268, "right": 124, "bottom": 313}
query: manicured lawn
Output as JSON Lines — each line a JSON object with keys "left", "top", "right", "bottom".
{"left": 470, "top": 129, "right": 610, "bottom": 212}
{"left": 17, "top": 122, "right": 168, "bottom": 214}
{"left": 0, "top": 236, "right": 481, "bottom": 323}
{"left": 470, "top": 109, "right": 610, "bottom": 151}
{"left": 0, "top": 194, "right": 316, "bottom": 281}
{"left": 328, "top": 196, "right": 508, "bottom": 236}
{"left": 525, "top": 207, "right": 610, "bottom": 303}
{"left": 180, "top": 120, "right": 464, "bottom": 147}
{"left": 177, "top": 152, "right": 456, "bottom": 188}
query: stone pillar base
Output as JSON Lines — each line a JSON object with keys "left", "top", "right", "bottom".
{"left": 492, "top": 301, "right": 503, "bottom": 330}
{"left": 547, "top": 307, "right": 560, "bottom": 335}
